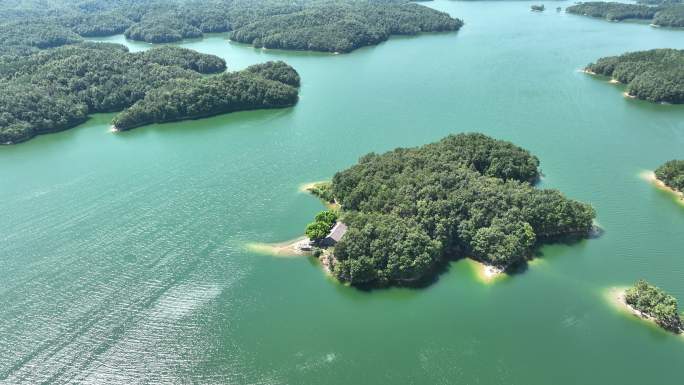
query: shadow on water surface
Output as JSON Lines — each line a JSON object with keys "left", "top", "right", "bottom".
{"left": 300, "top": 228, "right": 603, "bottom": 293}
{"left": 111, "top": 107, "right": 297, "bottom": 142}
{"left": 583, "top": 71, "right": 684, "bottom": 111}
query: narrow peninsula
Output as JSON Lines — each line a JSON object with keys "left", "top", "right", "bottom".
{"left": 0, "top": 43, "right": 300, "bottom": 144}
{"left": 611, "top": 280, "right": 684, "bottom": 334}
{"left": 296, "top": 133, "right": 596, "bottom": 288}
{"left": 112, "top": 61, "right": 300, "bottom": 130}
{"left": 584, "top": 49, "right": 684, "bottom": 104}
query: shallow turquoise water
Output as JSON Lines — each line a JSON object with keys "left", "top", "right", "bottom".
{"left": 2, "top": 2, "right": 684, "bottom": 383}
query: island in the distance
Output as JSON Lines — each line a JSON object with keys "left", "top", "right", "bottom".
{"left": 584, "top": 49, "right": 684, "bottom": 104}
{"left": 0, "top": 43, "right": 300, "bottom": 144}
{"left": 610, "top": 280, "right": 683, "bottom": 334}
{"left": 566, "top": 2, "right": 684, "bottom": 28}
{"left": 295, "top": 133, "right": 596, "bottom": 288}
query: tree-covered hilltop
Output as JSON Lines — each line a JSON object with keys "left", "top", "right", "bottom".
{"left": 624, "top": 280, "right": 683, "bottom": 332}
{"left": 585, "top": 49, "right": 684, "bottom": 104}
{"left": 566, "top": 1, "right": 684, "bottom": 27}
{"left": 243, "top": 61, "right": 302, "bottom": 87}
{"left": 637, "top": 0, "right": 682, "bottom": 5}
{"left": 0, "top": 43, "right": 300, "bottom": 144}
{"left": 0, "top": 0, "right": 462, "bottom": 54}
{"left": 655, "top": 160, "right": 684, "bottom": 192}
{"left": 0, "top": 22, "right": 82, "bottom": 56}
{"left": 566, "top": 2, "right": 660, "bottom": 21}
{"left": 138, "top": 46, "right": 228, "bottom": 74}
{"left": 112, "top": 61, "right": 300, "bottom": 130}
{"left": 306, "top": 133, "right": 596, "bottom": 287}
{"left": 653, "top": 4, "right": 684, "bottom": 26}
{"left": 229, "top": 2, "right": 462, "bottom": 53}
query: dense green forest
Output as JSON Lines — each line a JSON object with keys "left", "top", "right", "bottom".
{"left": 229, "top": 2, "right": 462, "bottom": 52}
{"left": 655, "top": 160, "right": 684, "bottom": 192}
{"left": 305, "top": 210, "right": 339, "bottom": 241}
{"left": 566, "top": 1, "right": 684, "bottom": 27}
{"left": 307, "top": 134, "right": 596, "bottom": 287}
{"left": 585, "top": 49, "right": 684, "bottom": 104}
{"left": 625, "top": 280, "right": 683, "bottom": 332}
{"left": 566, "top": 2, "right": 660, "bottom": 21}
{"left": 112, "top": 61, "right": 300, "bottom": 130}
{"left": 637, "top": 0, "right": 682, "bottom": 5}
{"left": 0, "top": 0, "right": 462, "bottom": 54}
{"left": 653, "top": 4, "right": 684, "bottom": 26}
{"left": 0, "top": 43, "right": 299, "bottom": 143}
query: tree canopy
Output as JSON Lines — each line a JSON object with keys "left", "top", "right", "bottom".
{"left": 566, "top": 2, "right": 661, "bottom": 21}
{"left": 308, "top": 133, "right": 596, "bottom": 287}
{"left": 229, "top": 1, "right": 462, "bottom": 53}
{"left": 0, "top": 0, "right": 463, "bottom": 54}
{"left": 566, "top": 1, "right": 684, "bottom": 27}
{"left": 655, "top": 160, "right": 684, "bottom": 192}
{"left": 0, "top": 43, "right": 300, "bottom": 143}
{"left": 112, "top": 61, "right": 300, "bottom": 130}
{"left": 305, "top": 210, "right": 339, "bottom": 241}
{"left": 653, "top": 4, "right": 684, "bottom": 26}
{"left": 625, "top": 280, "right": 683, "bottom": 332}
{"left": 586, "top": 49, "right": 684, "bottom": 104}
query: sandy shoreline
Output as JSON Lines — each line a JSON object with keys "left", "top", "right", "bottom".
{"left": 606, "top": 287, "right": 662, "bottom": 328}
{"left": 582, "top": 70, "right": 633, "bottom": 94}
{"left": 298, "top": 180, "right": 328, "bottom": 193}
{"left": 464, "top": 259, "right": 506, "bottom": 284}
{"left": 639, "top": 170, "right": 684, "bottom": 204}
{"left": 247, "top": 181, "right": 339, "bottom": 259}
{"left": 109, "top": 125, "right": 119, "bottom": 133}
{"left": 245, "top": 236, "right": 310, "bottom": 257}
{"left": 606, "top": 287, "right": 642, "bottom": 317}
{"left": 246, "top": 236, "right": 337, "bottom": 278}
{"left": 299, "top": 180, "right": 341, "bottom": 210}
{"left": 605, "top": 287, "right": 684, "bottom": 337}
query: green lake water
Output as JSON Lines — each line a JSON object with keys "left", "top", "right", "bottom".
{"left": 2, "top": 1, "right": 684, "bottom": 383}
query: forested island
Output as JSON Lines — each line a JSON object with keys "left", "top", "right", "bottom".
{"left": 302, "top": 133, "right": 596, "bottom": 287}
{"left": 655, "top": 160, "right": 684, "bottom": 194}
{"left": 566, "top": 1, "right": 684, "bottom": 27}
{"left": 566, "top": 2, "right": 661, "bottom": 22}
{"left": 0, "top": 43, "right": 300, "bottom": 143}
{"left": 0, "top": 0, "right": 462, "bottom": 55}
{"left": 585, "top": 49, "right": 684, "bottom": 104}
{"left": 618, "top": 280, "right": 684, "bottom": 333}
{"left": 228, "top": 1, "right": 461, "bottom": 53}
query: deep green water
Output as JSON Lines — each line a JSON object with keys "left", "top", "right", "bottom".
{"left": 2, "top": 1, "right": 684, "bottom": 384}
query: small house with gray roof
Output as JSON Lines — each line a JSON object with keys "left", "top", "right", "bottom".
{"left": 321, "top": 222, "right": 348, "bottom": 247}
